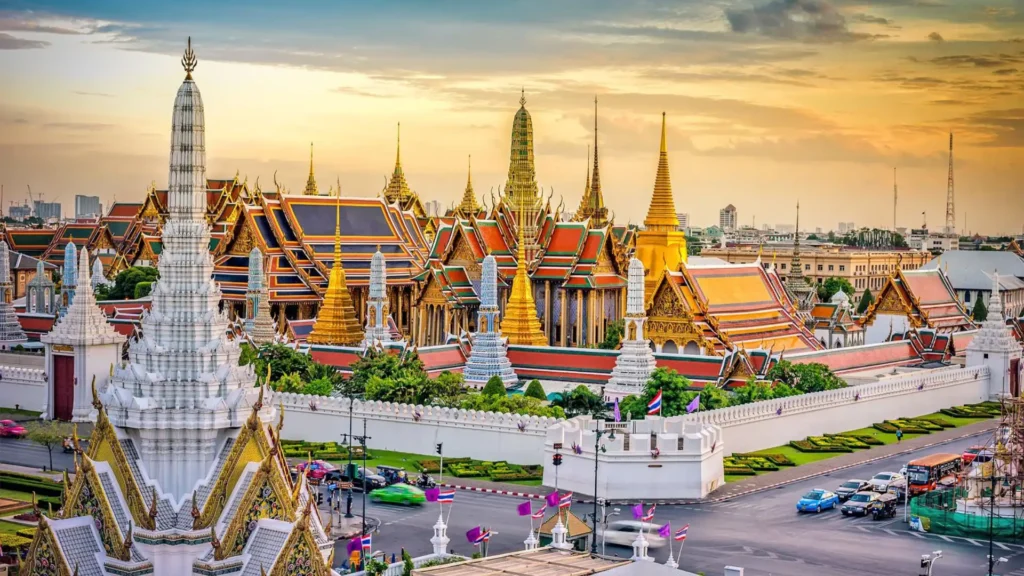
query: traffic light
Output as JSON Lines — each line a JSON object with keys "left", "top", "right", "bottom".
{"left": 552, "top": 453, "right": 563, "bottom": 466}
{"left": 435, "top": 443, "right": 443, "bottom": 455}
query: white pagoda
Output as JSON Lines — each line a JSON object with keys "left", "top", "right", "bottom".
{"left": 605, "top": 258, "right": 657, "bottom": 400}
{"left": 0, "top": 240, "right": 27, "bottom": 350}
{"left": 463, "top": 253, "right": 518, "bottom": 387}
{"left": 245, "top": 247, "right": 277, "bottom": 345}
{"left": 23, "top": 39, "right": 338, "bottom": 576}
{"left": 362, "top": 246, "right": 394, "bottom": 347}
{"left": 60, "top": 241, "right": 77, "bottom": 315}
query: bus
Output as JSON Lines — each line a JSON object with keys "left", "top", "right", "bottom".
{"left": 906, "top": 453, "right": 963, "bottom": 496}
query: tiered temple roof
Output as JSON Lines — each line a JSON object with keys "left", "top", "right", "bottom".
{"left": 859, "top": 267, "right": 976, "bottom": 333}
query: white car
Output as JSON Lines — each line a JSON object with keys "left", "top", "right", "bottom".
{"left": 869, "top": 472, "right": 905, "bottom": 492}
{"left": 598, "top": 521, "right": 667, "bottom": 549}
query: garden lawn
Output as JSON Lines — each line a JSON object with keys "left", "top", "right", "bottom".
{"left": 722, "top": 408, "right": 996, "bottom": 483}
{"left": 503, "top": 479, "right": 543, "bottom": 487}
{"left": 0, "top": 489, "right": 34, "bottom": 503}
{"left": 0, "top": 520, "right": 25, "bottom": 535}
{"left": 0, "top": 407, "right": 42, "bottom": 419}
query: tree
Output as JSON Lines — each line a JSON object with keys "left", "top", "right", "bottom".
{"left": 256, "top": 344, "right": 312, "bottom": 383}
{"left": 418, "top": 371, "right": 468, "bottom": 407}
{"left": 524, "top": 380, "right": 546, "bottom": 401}
{"left": 238, "top": 343, "right": 259, "bottom": 367}
{"left": 973, "top": 298, "right": 989, "bottom": 322}
{"left": 817, "top": 277, "right": 855, "bottom": 302}
{"left": 598, "top": 320, "right": 625, "bottom": 350}
{"left": 807, "top": 234, "right": 819, "bottom": 241}
{"left": 364, "top": 558, "right": 389, "bottom": 576}
{"left": 460, "top": 394, "right": 564, "bottom": 418}
{"left": 552, "top": 385, "right": 607, "bottom": 418}
{"left": 26, "top": 420, "right": 72, "bottom": 471}
{"left": 365, "top": 373, "right": 423, "bottom": 404}
{"left": 349, "top": 346, "right": 426, "bottom": 397}
{"left": 402, "top": 549, "right": 415, "bottom": 576}
{"left": 857, "top": 288, "right": 874, "bottom": 314}
{"left": 616, "top": 368, "right": 697, "bottom": 419}
{"left": 481, "top": 376, "right": 507, "bottom": 397}
{"left": 302, "top": 378, "right": 334, "bottom": 397}
{"left": 767, "top": 360, "right": 845, "bottom": 393}
{"left": 103, "top": 266, "right": 159, "bottom": 300}
{"left": 134, "top": 281, "right": 154, "bottom": 299}
{"left": 272, "top": 372, "right": 305, "bottom": 393}
{"left": 731, "top": 378, "right": 803, "bottom": 405}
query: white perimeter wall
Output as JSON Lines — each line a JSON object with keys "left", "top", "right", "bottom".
{"left": 275, "top": 393, "right": 561, "bottom": 465}
{"left": 0, "top": 352, "right": 46, "bottom": 413}
{"left": 680, "top": 365, "right": 990, "bottom": 455}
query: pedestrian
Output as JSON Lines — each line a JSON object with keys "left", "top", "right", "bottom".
{"left": 895, "top": 427, "right": 903, "bottom": 443}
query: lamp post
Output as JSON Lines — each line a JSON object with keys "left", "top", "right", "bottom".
{"left": 341, "top": 419, "right": 371, "bottom": 537}
{"left": 344, "top": 394, "right": 355, "bottom": 518}
{"left": 589, "top": 427, "right": 615, "bottom": 554}
{"left": 919, "top": 550, "right": 942, "bottom": 576}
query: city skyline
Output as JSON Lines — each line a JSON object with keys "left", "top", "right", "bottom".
{"left": 0, "top": 0, "right": 1022, "bottom": 233}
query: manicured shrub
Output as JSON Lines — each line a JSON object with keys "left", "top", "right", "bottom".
{"left": 724, "top": 466, "right": 757, "bottom": 476}
{"left": 873, "top": 422, "right": 898, "bottom": 433}
{"left": 789, "top": 440, "right": 853, "bottom": 453}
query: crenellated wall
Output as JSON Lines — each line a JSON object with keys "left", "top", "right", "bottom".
{"left": 0, "top": 352, "right": 46, "bottom": 412}
{"left": 275, "top": 392, "right": 562, "bottom": 464}
{"left": 678, "top": 364, "right": 990, "bottom": 454}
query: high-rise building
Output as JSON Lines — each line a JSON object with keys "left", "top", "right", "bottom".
{"left": 74, "top": 194, "right": 102, "bottom": 218}
{"left": 33, "top": 200, "right": 62, "bottom": 220}
{"left": 676, "top": 213, "right": 690, "bottom": 230}
{"left": 719, "top": 204, "right": 737, "bottom": 231}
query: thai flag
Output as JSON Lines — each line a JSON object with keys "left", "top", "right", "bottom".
{"left": 473, "top": 530, "right": 490, "bottom": 544}
{"left": 438, "top": 489, "right": 456, "bottom": 504}
{"left": 361, "top": 534, "right": 372, "bottom": 550}
{"left": 558, "top": 492, "right": 573, "bottom": 509}
{"left": 642, "top": 504, "right": 656, "bottom": 521}
{"left": 531, "top": 505, "right": 547, "bottom": 519}
{"left": 674, "top": 524, "right": 689, "bottom": 541}
{"left": 647, "top": 390, "right": 662, "bottom": 415}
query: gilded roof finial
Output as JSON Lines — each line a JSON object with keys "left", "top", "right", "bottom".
{"left": 520, "top": 87, "right": 526, "bottom": 108}
{"left": 182, "top": 37, "right": 198, "bottom": 80}
{"left": 396, "top": 122, "right": 401, "bottom": 166}
{"left": 303, "top": 142, "right": 318, "bottom": 196}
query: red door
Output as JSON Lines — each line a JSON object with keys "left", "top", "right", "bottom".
{"left": 1011, "top": 358, "right": 1021, "bottom": 398}
{"left": 53, "top": 355, "right": 75, "bottom": 421}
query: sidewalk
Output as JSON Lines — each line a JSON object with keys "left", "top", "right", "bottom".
{"left": 708, "top": 418, "right": 997, "bottom": 502}
{"left": 0, "top": 462, "right": 64, "bottom": 482}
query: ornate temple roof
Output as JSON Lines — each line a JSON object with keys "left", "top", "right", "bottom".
{"left": 859, "top": 267, "right": 976, "bottom": 332}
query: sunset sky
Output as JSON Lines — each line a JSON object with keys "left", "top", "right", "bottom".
{"left": 0, "top": 0, "right": 1021, "bottom": 234}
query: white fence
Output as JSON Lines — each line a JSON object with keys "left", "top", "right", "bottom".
{"left": 276, "top": 393, "right": 562, "bottom": 465}
{"left": 679, "top": 365, "right": 991, "bottom": 454}
{"left": 347, "top": 553, "right": 466, "bottom": 576}
{"left": 0, "top": 354, "right": 47, "bottom": 413}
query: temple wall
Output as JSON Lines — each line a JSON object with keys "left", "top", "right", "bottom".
{"left": 275, "top": 393, "right": 561, "bottom": 464}
{"left": 0, "top": 352, "right": 47, "bottom": 412}
{"left": 678, "top": 364, "right": 989, "bottom": 455}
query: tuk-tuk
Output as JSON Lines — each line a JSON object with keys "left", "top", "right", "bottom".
{"left": 871, "top": 493, "right": 898, "bottom": 520}
{"left": 376, "top": 465, "right": 407, "bottom": 485}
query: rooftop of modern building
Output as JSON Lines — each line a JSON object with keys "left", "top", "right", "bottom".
{"left": 920, "top": 250, "right": 1024, "bottom": 291}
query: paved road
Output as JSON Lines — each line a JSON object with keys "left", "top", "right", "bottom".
{"left": 335, "top": 431, "right": 1024, "bottom": 575}
{"left": 0, "top": 437, "right": 74, "bottom": 471}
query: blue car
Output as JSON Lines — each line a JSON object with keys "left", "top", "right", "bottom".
{"left": 796, "top": 489, "right": 839, "bottom": 513}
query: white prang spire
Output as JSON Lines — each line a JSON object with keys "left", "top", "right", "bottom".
{"left": 606, "top": 257, "right": 657, "bottom": 401}
{"left": 363, "top": 246, "right": 393, "bottom": 347}
{"left": 464, "top": 252, "right": 518, "bottom": 387}
{"left": 0, "top": 241, "right": 27, "bottom": 349}
{"left": 967, "top": 270, "right": 1022, "bottom": 399}
{"left": 102, "top": 39, "right": 271, "bottom": 499}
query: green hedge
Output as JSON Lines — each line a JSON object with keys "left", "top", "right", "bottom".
{"left": 490, "top": 471, "right": 543, "bottom": 481}
{"left": 914, "top": 415, "right": 955, "bottom": 428}
{"left": 790, "top": 440, "right": 853, "bottom": 453}
{"left": 833, "top": 433, "right": 883, "bottom": 446}
{"left": 941, "top": 405, "right": 1000, "bottom": 419}
{"left": 724, "top": 466, "right": 757, "bottom": 476}
{"left": 16, "top": 528, "right": 36, "bottom": 539}
{"left": 0, "top": 476, "right": 64, "bottom": 498}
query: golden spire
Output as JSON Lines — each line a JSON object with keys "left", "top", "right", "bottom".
{"left": 457, "top": 154, "right": 480, "bottom": 215}
{"left": 384, "top": 122, "right": 414, "bottom": 203}
{"left": 588, "top": 96, "right": 608, "bottom": 228}
{"left": 303, "top": 142, "right": 318, "bottom": 196}
{"left": 644, "top": 112, "right": 679, "bottom": 230}
{"left": 499, "top": 211, "right": 547, "bottom": 346}
{"left": 573, "top": 145, "right": 591, "bottom": 222}
{"left": 307, "top": 194, "right": 363, "bottom": 345}
{"left": 181, "top": 37, "right": 197, "bottom": 80}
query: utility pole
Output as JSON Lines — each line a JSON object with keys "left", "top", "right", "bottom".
{"left": 589, "top": 428, "right": 614, "bottom": 554}
{"left": 343, "top": 394, "right": 354, "bottom": 518}
{"left": 893, "top": 167, "right": 897, "bottom": 231}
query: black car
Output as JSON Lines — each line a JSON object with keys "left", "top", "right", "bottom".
{"left": 835, "top": 479, "right": 870, "bottom": 501}
{"left": 325, "top": 464, "right": 387, "bottom": 492}
{"left": 841, "top": 491, "right": 879, "bottom": 516}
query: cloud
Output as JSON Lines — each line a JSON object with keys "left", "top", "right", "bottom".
{"left": 331, "top": 86, "right": 398, "bottom": 99}
{"left": 928, "top": 31, "right": 944, "bottom": 42}
{"left": 993, "top": 68, "right": 1018, "bottom": 76}
{"left": 929, "top": 54, "right": 1022, "bottom": 68}
{"left": 43, "top": 121, "right": 113, "bottom": 131}
{"left": 0, "top": 13, "right": 83, "bottom": 35}
{"left": 725, "top": 0, "right": 888, "bottom": 43}
{"left": 73, "top": 91, "right": 115, "bottom": 97}
{"left": 637, "top": 68, "right": 815, "bottom": 87}
{"left": 960, "top": 108, "right": 1024, "bottom": 147}
{"left": 692, "top": 133, "right": 943, "bottom": 165}
{"left": 0, "top": 32, "right": 49, "bottom": 49}
{"left": 853, "top": 13, "right": 898, "bottom": 27}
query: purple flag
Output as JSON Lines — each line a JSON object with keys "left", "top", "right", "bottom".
{"left": 425, "top": 487, "right": 440, "bottom": 502}
{"left": 658, "top": 523, "right": 671, "bottom": 538}
{"left": 466, "top": 526, "right": 482, "bottom": 543}
{"left": 346, "top": 537, "right": 361, "bottom": 553}
{"left": 613, "top": 398, "right": 621, "bottom": 422}
{"left": 631, "top": 502, "right": 643, "bottom": 520}
{"left": 685, "top": 395, "right": 700, "bottom": 414}
{"left": 545, "top": 491, "right": 559, "bottom": 508}
{"left": 517, "top": 501, "right": 532, "bottom": 516}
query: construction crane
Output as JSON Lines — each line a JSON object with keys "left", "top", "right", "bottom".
{"left": 26, "top": 185, "right": 39, "bottom": 217}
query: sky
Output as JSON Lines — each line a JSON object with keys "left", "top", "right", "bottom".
{"left": 0, "top": 0, "right": 1022, "bottom": 234}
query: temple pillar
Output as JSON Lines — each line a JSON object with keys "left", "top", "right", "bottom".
{"left": 576, "top": 290, "right": 583, "bottom": 346}
{"left": 599, "top": 290, "right": 606, "bottom": 343}
{"left": 560, "top": 288, "right": 568, "bottom": 347}
{"left": 544, "top": 281, "right": 552, "bottom": 344}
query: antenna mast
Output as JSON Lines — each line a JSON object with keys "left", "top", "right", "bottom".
{"left": 893, "top": 167, "right": 897, "bottom": 231}
{"left": 944, "top": 132, "right": 955, "bottom": 235}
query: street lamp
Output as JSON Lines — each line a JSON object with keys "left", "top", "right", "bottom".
{"left": 919, "top": 550, "right": 941, "bottom": 576}
{"left": 987, "top": 555, "right": 1008, "bottom": 576}
{"left": 589, "top": 427, "right": 615, "bottom": 554}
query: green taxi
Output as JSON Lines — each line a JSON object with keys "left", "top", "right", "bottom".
{"left": 369, "top": 484, "right": 427, "bottom": 506}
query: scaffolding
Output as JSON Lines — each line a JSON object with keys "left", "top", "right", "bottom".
{"left": 910, "top": 397, "right": 1024, "bottom": 541}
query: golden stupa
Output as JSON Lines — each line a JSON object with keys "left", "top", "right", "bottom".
{"left": 307, "top": 192, "right": 363, "bottom": 346}
{"left": 634, "top": 112, "right": 688, "bottom": 298}
{"left": 500, "top": 212, "right": 547, "bottom": 346}
{"left": 457, "top": 155, "right": 480, "bottom": 215}
{"left": 303, "top": 142, "right": 319, "bottom": 196}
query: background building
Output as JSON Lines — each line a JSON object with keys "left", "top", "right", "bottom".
{"left": 719, "top": 204, "right": 737, "bottom": 231}
{"left": 920, "top": 251, "right": 1024, "bottom": 317}
{"left": 7, "top": 203, "right": 31, "bottom": 220}
{"left": 908, "top": 227, "right": 960, "bottom": 253}
{"left": 676, "top": 212, "right": 689, "bottom": 229}
{"left": 33, "top": 200, "right": 61, "bottom": 221}
{"left": 74, "top": 194, "right": 101, "bottom": 218}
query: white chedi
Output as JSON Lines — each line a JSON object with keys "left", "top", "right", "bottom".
{"left": 606, "top": 257, "right": 657, "bottom": 400}
{"left": 464, "top": 253, "right": 518, "bottom": 386}
{"left": 362, "top": 246, "right": 394, "bottom": 347}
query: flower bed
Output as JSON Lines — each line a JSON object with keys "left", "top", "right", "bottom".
{"left": 789, "top": 439, "right": 853, "bottom": 453}
{"left": 940, "top": 404, "right": 1001, "bottom": 419}
{"left": 415, "top": 458, "right": 543, "bottom": 482}
{"left": 0, "top": 472, "right": 64, "bottom": 498}
{"left": 831, "top": 433, "right": 883, "bottom": 446}
{"left": 280, "top": 441, "right": 369, "bottom": 461}
{"left": 724, "top": 453, "right": 794, "bottom": 474}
